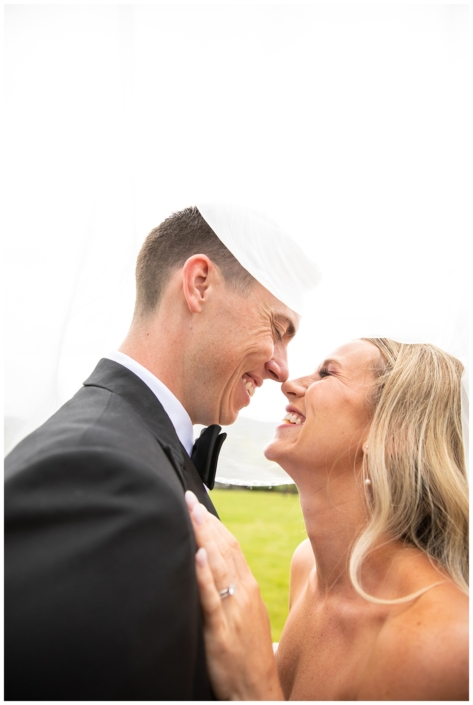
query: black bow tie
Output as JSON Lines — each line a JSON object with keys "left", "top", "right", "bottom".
{"left": 191, "top": 425, "right": 227, "bottom": 490}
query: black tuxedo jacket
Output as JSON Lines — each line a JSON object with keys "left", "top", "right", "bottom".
{"left": 4, "top": 359, "right": 218, "bottom": 701}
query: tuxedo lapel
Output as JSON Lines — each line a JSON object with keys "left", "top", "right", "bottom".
{"left": 83, "top": 359, "right": 186, "bottom": 489}
{"left": 180, "top": 447, "right": 220, "bottom": 519}
{"left": 83, "top": 359, "right": 219, "bottom": 518}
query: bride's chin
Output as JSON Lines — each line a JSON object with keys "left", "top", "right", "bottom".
{"left": 263, "top": 439, "right": 282, "bottom": 464}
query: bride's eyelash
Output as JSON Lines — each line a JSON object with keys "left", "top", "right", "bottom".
{"left": 318, "top": 367, "right": 330, "bottom": 378}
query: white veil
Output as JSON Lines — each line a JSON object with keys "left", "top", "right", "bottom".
{"left": 4, "top": 5, "right": 468, "bottom": 484}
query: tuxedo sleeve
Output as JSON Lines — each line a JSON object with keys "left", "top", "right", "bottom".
{"left": 5, "top": 446, "right": 214, "bottom": 701}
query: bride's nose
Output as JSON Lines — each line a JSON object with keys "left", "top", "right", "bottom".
{"left": 282, "top": 377, "right": 306, "bottom": 399}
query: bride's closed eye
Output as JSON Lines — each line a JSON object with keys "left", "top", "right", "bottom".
{"left": 317, "top": 367, "right": 331, "bottom": 378}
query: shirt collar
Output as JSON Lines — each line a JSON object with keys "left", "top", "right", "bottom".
{"left": 104, "top": 350, "right": 194, "bottom": 456}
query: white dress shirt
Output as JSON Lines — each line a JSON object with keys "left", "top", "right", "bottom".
{"left": 104, "top": 350, "right": 194, "bottom": 456}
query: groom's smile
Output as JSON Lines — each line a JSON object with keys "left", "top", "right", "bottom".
{"left": 242, "top": 374, "right": 257, "bottom": 398}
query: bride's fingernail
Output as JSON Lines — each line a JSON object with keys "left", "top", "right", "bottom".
{"left": 192, "top": 503, "right": 205, "bottom": 525}
{"left": 185, "top": 490, "right": 198, "bottom": 510}
{"left": 196, "top": 547, "right": 207, "bottom": 566}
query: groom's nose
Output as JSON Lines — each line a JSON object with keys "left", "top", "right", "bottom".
{"left": 264, "top": 342, "right": 289, "bottom": 383}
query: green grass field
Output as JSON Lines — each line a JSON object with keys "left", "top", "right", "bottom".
{"left": 209, "top": 488, "right": 307, "bottom": 642}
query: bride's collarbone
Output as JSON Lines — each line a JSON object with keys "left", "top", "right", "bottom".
{"left": 278, "top": 578, "right": 467, "bottom": 700}
{"left": 277, "top": 585, "right": 405, "bottom": 700}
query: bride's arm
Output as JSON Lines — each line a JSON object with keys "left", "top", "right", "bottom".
{"left": 185, "top": 491, "right": 284, "bottom": 701}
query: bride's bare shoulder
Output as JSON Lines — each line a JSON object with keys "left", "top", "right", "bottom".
{"left": 289, "top": 539, "right": 315, "bottom": 607}
{"left": 360, "top": 582, "right": 469, "bottom": 701}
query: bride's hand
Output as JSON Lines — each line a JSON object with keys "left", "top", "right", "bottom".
{"left": 185, "top": 491, "right": 284, "bottom": 701}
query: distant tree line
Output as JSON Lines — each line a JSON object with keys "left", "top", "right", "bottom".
{"left": 214, "top": 482, "right": 298, "bottom": 494}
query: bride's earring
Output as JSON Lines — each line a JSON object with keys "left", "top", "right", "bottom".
{"left": 364, "top": 444, "right": 371, "bottom": 484}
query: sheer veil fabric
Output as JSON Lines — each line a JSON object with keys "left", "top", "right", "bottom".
{"left": 197, "top": 203, "right": 322, "bottom": 316}
{"left": 4, "top": 6, "right": 469, "bottom": 479}
{"left": 196, "top": 204, "right": 469, "bottom": 482}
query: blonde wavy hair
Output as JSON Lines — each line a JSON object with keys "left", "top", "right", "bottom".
{"left": 349, "top": 338, "right": 468, "bottom": 603}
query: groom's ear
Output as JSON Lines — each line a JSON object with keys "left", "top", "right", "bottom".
{"left": 182, "top": 254, "right": 219, "bottom": 313}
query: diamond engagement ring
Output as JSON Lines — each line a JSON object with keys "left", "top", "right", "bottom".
{"left": 219, "top": 584, "right": 236, "bottom": 599}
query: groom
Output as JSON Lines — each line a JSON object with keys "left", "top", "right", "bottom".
{"left": 4, "top": 204, "right": 319, "bottom": 700}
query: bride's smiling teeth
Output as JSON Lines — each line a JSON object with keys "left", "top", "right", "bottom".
{"left": 242, "top": 375, "right": 256, "bottom": 397}
{"left": 283, "top": 411, "right": 305, "bottom": 425}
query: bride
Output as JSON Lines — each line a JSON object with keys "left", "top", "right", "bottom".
{"left": 186, "top": 338, "right": 468, "bottom": 700}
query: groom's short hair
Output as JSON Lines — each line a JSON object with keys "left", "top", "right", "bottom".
{"left": 134, "top": 206, "right": 255, "bottom": 317}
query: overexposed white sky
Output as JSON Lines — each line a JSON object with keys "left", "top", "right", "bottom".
{"left": 4, "top": 4, "right": 469, "bottom": 449}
